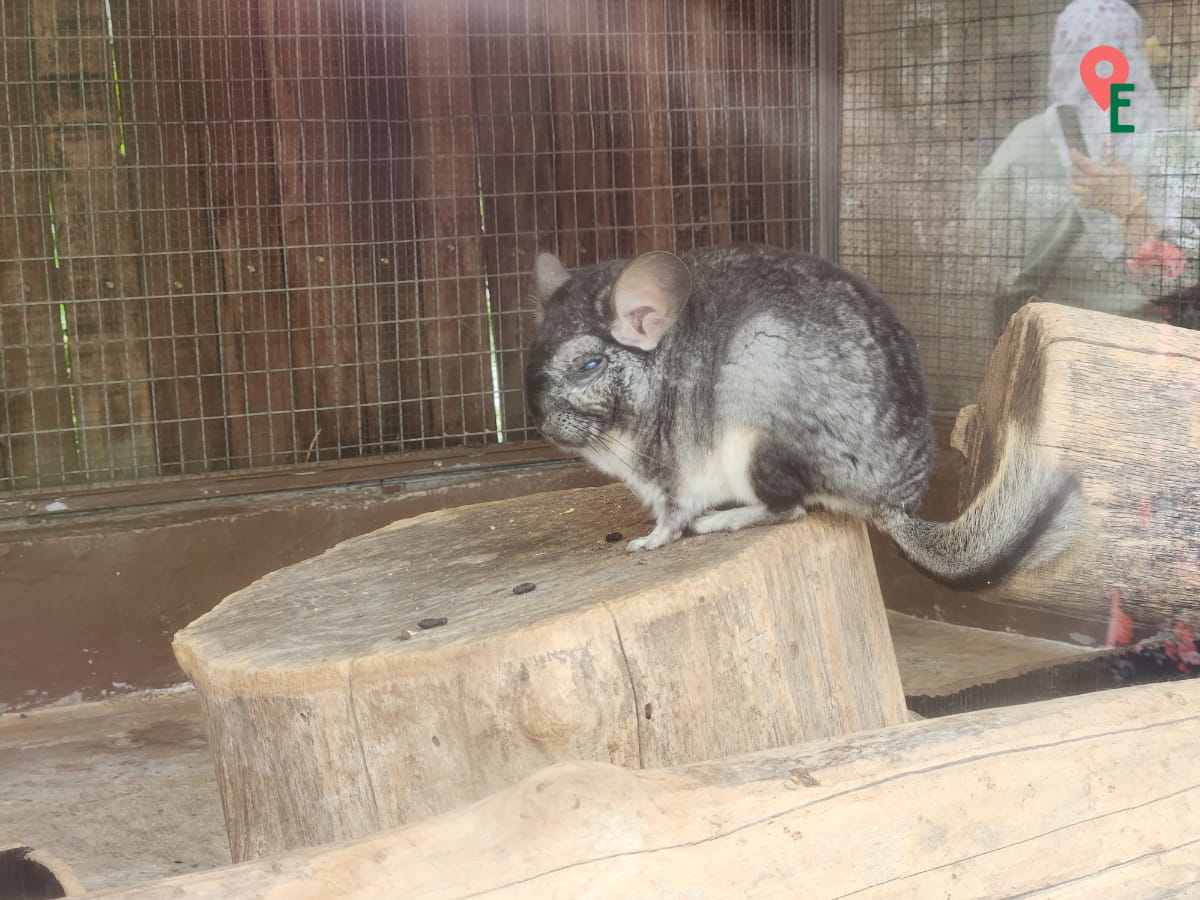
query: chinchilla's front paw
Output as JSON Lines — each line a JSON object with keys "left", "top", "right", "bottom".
{"left": 626, "top": 525, "right": 679, "bottom": 552}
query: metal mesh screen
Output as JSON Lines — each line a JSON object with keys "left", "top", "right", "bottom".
{"left": 842, "top": 0, "right": 1200, "bottom": 413}
{"left": 1, "top": 0, "right": 819, "bottom": 495}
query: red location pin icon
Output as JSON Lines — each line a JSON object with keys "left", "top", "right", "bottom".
{"left": 1080, "top": 45, "right": 1130, "bottom": 110}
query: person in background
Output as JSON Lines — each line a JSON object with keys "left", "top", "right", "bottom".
{"left": 972, "top": 0, "right": 1195, "bottom": 336}
{"left": 1147, "top": 71, "right": 1200, "bottom": 329}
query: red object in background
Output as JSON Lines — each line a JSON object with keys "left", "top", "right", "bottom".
{"left": 1165, "top": 622, "right": 1200, "bottom": 673}
{"left": 1106, "top": 589, "right": 1135, "bottom": 646}
{"left": 1126, "top": 237, "right": 1186, "bottom": 279}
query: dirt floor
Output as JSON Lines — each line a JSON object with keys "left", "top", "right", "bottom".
{"left": 0, "top": 612, "right": 1093, "bottom": 895}
{"left": 0, "top": 688, "right": 228, "bottom": 893}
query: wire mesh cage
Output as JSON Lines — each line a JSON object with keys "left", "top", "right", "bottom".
{"left": 841, "top": 0, "right": 1200, "bottom": 411}
{"left": 6, "top": 0, "right": 1199, "bottom": 500}
{"left": 0, "top": 0, "right": 820, "bottom": 495}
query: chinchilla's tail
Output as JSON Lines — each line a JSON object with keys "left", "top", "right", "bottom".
{"left": 875, "top": 426, "right": 1083, "bottom": 589}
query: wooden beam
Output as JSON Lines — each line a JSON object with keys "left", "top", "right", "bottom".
{"left": 0, "top": 441, "right": 575, "bottom": 520}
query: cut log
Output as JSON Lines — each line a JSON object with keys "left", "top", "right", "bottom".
{"left": 953, "top": 302, "right": 1200, "bottom": 629}
{"left": 172, "top": 484, "right": 905, "bottom": 862}
{"left": 87, "top": 679, "right": 1200, "bottom": 899}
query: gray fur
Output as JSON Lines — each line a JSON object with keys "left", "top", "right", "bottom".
{"left": 525, "top": 243, "right": 1081, "bottom": 587}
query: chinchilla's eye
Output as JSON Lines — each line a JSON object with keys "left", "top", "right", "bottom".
{"left": 574, "top": 355, "right": 607, "bottom": 378}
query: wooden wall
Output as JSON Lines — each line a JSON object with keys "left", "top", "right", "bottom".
{"left": 0, "top": 0, "right": 813, "bottom": 495}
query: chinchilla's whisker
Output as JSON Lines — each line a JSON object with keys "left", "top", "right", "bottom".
{"left": 589, "top": 429, "right": 685, "bottom": 506}
{"left": 591, "top": 427, "right": 680, "bottom": 475}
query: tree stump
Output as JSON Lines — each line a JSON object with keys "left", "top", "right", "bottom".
{"left": 173, "top": 484, "right": 906, "bottom": 862}
{"left": 953, "top": 302, "right": 1200, "bottom": 629}
{"left": 88, "top": 679, "right": 1200, "bottom": 900}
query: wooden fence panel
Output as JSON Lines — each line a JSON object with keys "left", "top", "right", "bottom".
{"left": 179, "top": 0, "right": 297, "bottom": 470}
{"left": 0, "top": 0, "right": 80, "bottom": 490}
{"left": 261, "top": 0, "right": 363, "bottom": 462}
{"left": 607, "top": 0, "right": 675, "bottom": 258}
{"left": 665, "top": 1, "right": 735, "bottom": 251}
{"left": 32, "top": 0, "right": 157, "bottom": 482}
{"left": 545, "top": 1, "right": 618, "bottom": 271}
{"left": 755, "top": 0, "right": 802, "bottom": 249}
{"left": 338, "top": 1, "right": 423, "bottom": 452}
{"left": 123, "top": 0, "right": 228, "bottom": 476}
{"left": 470, "top": 0, "right": 557, "bottom": 441}
{"left": 404, "top": 0, "right": 493, "bottom": 447}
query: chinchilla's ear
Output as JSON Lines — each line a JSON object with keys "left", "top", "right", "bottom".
{"left": 608, "top": 250, "right": 692, "bottom": 351}
{"left": 532, "top": 252, "right": 571, "bottom": 322}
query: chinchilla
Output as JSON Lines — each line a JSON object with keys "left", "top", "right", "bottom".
{"left": 525, "top": 243, "right": 1081, "bottom": 588}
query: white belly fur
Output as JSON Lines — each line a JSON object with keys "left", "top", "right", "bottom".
{"left": 679, "top": 427, "right": 759, "bottom": 511}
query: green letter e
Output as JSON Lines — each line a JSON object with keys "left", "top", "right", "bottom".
{"left": 1110, "top": 84, "right": 1134, "bottom": 133}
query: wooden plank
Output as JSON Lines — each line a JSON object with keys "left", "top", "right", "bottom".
{"left": 122, "top": 0, "right": 227, "bottom": 476}
{"left": 755, "top": 0, "right": 796, "bottom": 248}
{"left": 470, "top": 0, "right": 557, "bottom": 441}
{"left": 403, "top": 0, "right": 492, "bottom": 447}
{"left": 887, "top": 610, "right": 1096, "bottom": 698}
{"left": 336, "top": 1, "right": 425, "bottom": 451}
{"left": 259, "top": 0, "right": 362, "bottom": 461}
{"left": 606, "top": 0, "right": 675, "bottom": 257}
{"left": 0, "top": 0, "right": 80, "bottom": 489}
{"left": 31, "top": 0, "right": 157, "bottom": 482}
{"left": 178, "top": 0, "right": 296, "bottom": 470}
{"left": 545, "top": 1, "right": 616, "bottom": 270}
{"left": 665, "top": 1, "right": 734, "bottom": 250}
{"left": 87, "top": 679, "right": 1200, "bottom": 898}
{"left": 0, "top": 441, "right": 577, "bottom": 520}
{"left": 0, "top": 690, "right": 228, "bottom": 893}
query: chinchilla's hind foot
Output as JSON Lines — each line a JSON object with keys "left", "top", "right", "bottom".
{"left": 689, "top": 504, "right": 805, "bottom": 535}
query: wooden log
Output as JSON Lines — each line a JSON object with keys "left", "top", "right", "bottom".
{"left": 172, "top": 483, "right": 906, "bottom": 861}
{"left": 953, "top": 302, "right": 1200, "bottom": 631}
{"left": 87, "top": 679, "right": 1200, "bottom": 899}
{"left": 0, "top": 845, "right": 84, "bottom": 898}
